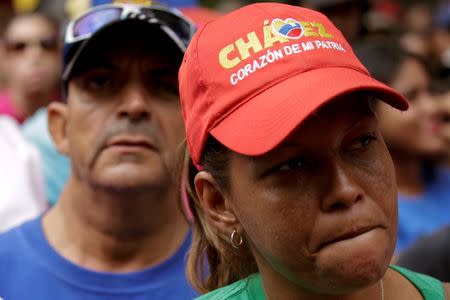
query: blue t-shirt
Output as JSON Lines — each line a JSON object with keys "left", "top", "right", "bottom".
{"left": 396, "top": 168, "right": 450, "bottom": 252}
{"left": 0, "top": 216, "right": 198, "bottom": 299}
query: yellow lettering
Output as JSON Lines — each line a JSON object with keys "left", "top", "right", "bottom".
{"left": 301, "top": 22, "right": 318, "bottom": 37}
{"left": 312, "top": 22, "right": 333, "bottom": 38}
{"left": 235, "top": 32, "right": 263, "bottom": 60}
{"left": 263, "top": 25, "right": 289, "bottom": 48}
{"left": 219, "top": 44, "right": 240, "bottom": 69}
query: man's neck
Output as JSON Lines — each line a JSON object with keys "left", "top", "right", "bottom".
{"left": 42, "top": 177, "right": 190, "bottom": 273}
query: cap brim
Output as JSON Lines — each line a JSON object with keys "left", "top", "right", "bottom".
{"left": 210, "top": 66, "right": 408, "bottom": 156}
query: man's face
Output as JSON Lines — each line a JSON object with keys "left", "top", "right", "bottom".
{"left": 3, "top": 14, "right": 60, "bottom": 94}
{"left": 65, "top": 27, "right": 184, "bottom": 191}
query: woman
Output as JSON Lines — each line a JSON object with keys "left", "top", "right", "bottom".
{"left": 178, "top": 3, "right": 449, "bottom": 299}
{"left": 355, "top": 41, "right": 450, "bottom": 253}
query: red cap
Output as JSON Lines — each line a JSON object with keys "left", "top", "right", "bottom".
{"left": 179, "top": 3, "right": 408, "bottom": 169}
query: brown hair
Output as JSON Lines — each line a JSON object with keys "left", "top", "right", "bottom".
{"left": 183, "top": 137, "right": 258, "bottom": 293}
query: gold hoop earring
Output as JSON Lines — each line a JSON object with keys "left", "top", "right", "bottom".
{"left": 230, "top": 229, "right": 243, "bottom": 249}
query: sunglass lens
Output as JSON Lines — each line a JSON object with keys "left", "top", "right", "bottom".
{"left": 142, "top": 9, "right": 193, "bottom": 46}
{"left": 73, "top": 8, "right": 122, "bottom": 38}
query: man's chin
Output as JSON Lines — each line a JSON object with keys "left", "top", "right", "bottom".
{"left": 86, "top": 162, "right": 173, "bottom": 191}
{"left": 88, "top": 178, "right": 161, "bottom": 193}
{"left": 89, "top": 173, "right": 171, "bottom": 192}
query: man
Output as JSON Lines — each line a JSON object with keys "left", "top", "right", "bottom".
{"left": 0, "top": 12, "right": 61, "bottom": 123}
{"left": 0, "top": 2, "right": 198, "bottom": 299}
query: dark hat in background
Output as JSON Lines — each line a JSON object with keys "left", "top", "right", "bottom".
{"left": 302, "top": 0, "right": 368, "bottom": 10}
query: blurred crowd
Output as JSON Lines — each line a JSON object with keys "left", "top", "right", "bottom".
{"left": 1, "top": 0, "right": 450, "bottom": 288}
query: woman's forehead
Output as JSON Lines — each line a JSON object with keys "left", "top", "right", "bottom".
{"left": 237, "top": 94, "right": 378, "bottom": 165}
{"left": 294, "top": 93, "right": 376, "bottom": 131}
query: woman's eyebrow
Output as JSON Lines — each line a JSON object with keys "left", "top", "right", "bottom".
{"left": 344, "top": 112, "right": 377, "bottom": 133}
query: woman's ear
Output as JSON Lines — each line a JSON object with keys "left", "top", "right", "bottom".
{"left": 194, "top": 171, "right": 240, "bottom": 237}
{"left": 48, "top": 102, "right": 69, "bottom": 156}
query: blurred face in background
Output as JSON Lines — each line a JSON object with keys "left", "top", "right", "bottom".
{"left": 301, "top": 1, "right": 365, "bottom": 43}
{"left": 0, "top": 3, "right": 14, "bottom": 90}
{"left": 377, "top": 57, "right": 446, "bottom": 158}
{"left": 2, "top": 14, "right": 60, "bottom": 95}
{"left": 403, "top": 3, "right": 432, "bottom": 34}
{"left": 400, "top": 4, "right": 432, "bottom": 59}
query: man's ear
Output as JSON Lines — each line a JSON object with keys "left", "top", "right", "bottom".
{"left": 48, "top": 102, "right": 69, "bottom": 156}
{"left": 194, "top": 171, "right": 241, "bottom": 237}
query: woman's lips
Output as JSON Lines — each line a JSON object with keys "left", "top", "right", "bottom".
{"left": 316, "top": 225, "right": 381, "bottom": 252}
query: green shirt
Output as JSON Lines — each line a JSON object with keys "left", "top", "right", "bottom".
{"left": 195, "top": 265, "right": 445, "bottom": 300}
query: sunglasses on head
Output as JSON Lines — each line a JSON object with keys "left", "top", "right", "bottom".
{"left": 65, "top": 3, "right": 196, "bottom": 51}
{"left": 3, "top": 37, "right": 58, "bottom": 53}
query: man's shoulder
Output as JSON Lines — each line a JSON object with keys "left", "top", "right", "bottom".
{"left": 0, "top": 217, "right": 40, "bottom": 258}
{"left": 0, "top": 217, "right": 45, "bottom": 298}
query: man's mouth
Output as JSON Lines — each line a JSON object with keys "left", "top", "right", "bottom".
{"left": 106, "top": 135, "right": 156, "bottom": 152}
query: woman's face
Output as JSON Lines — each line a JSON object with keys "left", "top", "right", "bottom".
{"left": 377, "top": 58, "right": 446, "bottom": 157}
{"left": 226, "top": 95, "right": 397, "bottom": 294}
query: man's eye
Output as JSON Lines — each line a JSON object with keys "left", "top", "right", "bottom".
{"left": 86, "top": 75, "right": 111, "bottom": 90}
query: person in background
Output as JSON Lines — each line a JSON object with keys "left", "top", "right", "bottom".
{"left": 22, "top": 108, "right": 70, "bottom": 206}
{"left": 0, "top": 116, "right": 47, "bottom": 233}
{"left": 0, "top": 2, "right": 198, "bottom": 299}
{"left": 397, "top": 80, "right": 450, "bottom": 281}
{"left": 0, "top": 0, "right": 14, "bottom": 90}
{"left": 179, "top": 3, "right": 448, "bottom": 299}
{"left": 398, "top": 225, "right": 450, "bottom": 282}
{"left": 400, "top": 2, "right": 433, "bottom": 61}
{"left": 0, "top": 12, "right": 60, "bottom": 123}
{"left": 355, "top": 40, "right": 450, "bottom": 253}
{"left": 299, "top": 0, "right": 370, "bottom": 44}
{"left": 432, "top": 1, "right": 450, "bottom": 79}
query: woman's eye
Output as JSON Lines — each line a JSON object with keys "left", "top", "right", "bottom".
{"left": 348, "top": 134, "right": 377, "bottom": 151}
{"left": 278, "top": 157, "right": 306, "bottom": 171}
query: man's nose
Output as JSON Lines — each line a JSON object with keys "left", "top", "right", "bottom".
{"left": 117, "top": 83, "right": 151, "bottom": 122}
